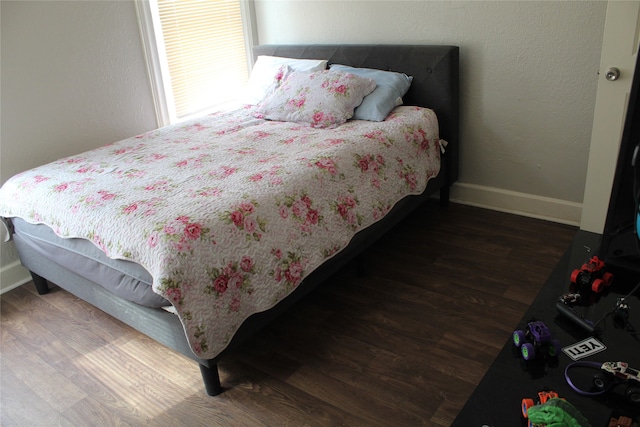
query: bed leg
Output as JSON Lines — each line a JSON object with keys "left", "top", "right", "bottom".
{"left": 199, "top": 363, "right": 223, "bottom": 396}
{"left": 439, "top": 185, "right": 450, "bottom": 206}
{"left": 30, "top": 271, "right": 50, "bottom": 295}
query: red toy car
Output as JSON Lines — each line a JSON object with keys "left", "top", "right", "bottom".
{"left": 570, "top": 255, "right": 613, "bottom": 293}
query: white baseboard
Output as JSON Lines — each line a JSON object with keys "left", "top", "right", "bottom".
{"left": 0, "top": 259, "right": 31, "bottom": 295}
{"left": 449, "top": 182, "right": 582, "bottom": 227}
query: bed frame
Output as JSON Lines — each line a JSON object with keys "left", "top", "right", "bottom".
{"left": 13, "top": 44, "right": 459, "bottom": 396}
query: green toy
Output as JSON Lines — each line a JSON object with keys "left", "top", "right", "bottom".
{"left": 526, "top": 398, "right": 591, "bottom": 427}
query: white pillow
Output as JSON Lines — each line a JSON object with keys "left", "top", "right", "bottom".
{"left": 242, "top": 55, "right": 328, "bottom": 105}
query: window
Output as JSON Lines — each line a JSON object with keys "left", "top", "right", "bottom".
{"left": 136, "top": 0, "right": 255, "bottom": 126}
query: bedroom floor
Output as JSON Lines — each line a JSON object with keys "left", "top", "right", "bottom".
{"left": 0, "top": 200, "right": 577, "bottom": 426}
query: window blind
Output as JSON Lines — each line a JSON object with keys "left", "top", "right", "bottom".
{"left": 156, "top": 0, "right": 249, "bottom": 119}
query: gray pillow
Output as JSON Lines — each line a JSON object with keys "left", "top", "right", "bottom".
{"left": 330, "top": 64, "right": 413, "bottom": 121}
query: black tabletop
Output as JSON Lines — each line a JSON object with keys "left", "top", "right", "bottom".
{"left": 453, "top": 231, "right": 640, "bottom": 427}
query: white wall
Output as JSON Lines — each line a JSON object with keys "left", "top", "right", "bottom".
{"left": 0, "top": 1, "right": 157, "bottom": 291}
{"left": 255, "top": 0, "right": 607, "bottom": 224}
{"left": 0, "top": 0, "right": 609, "bottom": 291}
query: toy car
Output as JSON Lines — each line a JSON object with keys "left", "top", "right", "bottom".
{"left": 523, "top": 389, "right": 592, "bottom": 427}
{"left": 594, "top": 362, "right": 640, "bottom": 404}
{"left": 601, "top": 362, "right": 640, "bottom": 383}
{"left": 570, "top": 255, "right": 613, "bottom": 293}
{"left": 513, "top": 319, "right": 561, "bottom": 361}
{"left": 559, "top": 292, "right": 581, "bottom": 305}
{"left": 521, "top": 390, "right": 562, "bottom": 425}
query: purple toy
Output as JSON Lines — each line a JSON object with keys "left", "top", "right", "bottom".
{"left": 513, "top": 320, "right": 562, "bottom": 361}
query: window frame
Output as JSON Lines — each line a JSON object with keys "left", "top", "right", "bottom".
{"left": 134, "top": 0, "right": 257, "bottom": 127}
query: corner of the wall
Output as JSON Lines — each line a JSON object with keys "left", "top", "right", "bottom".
{"left": 0, "top": 260, "right": 31, "bottom": 294}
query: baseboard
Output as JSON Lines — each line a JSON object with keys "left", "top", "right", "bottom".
{"left": 0, "top": 259, "right": 31, "bottom": 295}
{"left": 450, "top": 182, "right": 582, "bottom": 227}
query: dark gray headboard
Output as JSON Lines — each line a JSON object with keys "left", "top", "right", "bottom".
{"left": 252, "top": 44, "right": 459, "bottom": 186}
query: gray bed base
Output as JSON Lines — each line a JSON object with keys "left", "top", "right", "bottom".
{"left": 13, "top": 44, "right": 459, "bottom": 396}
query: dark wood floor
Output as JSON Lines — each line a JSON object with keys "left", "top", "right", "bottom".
{"left": 0, "top": 201, "right": 577, "bottom": 426}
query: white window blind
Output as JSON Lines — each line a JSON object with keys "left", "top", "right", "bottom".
{"left": 136, "top": 0, "right": 253, "bottom": 125}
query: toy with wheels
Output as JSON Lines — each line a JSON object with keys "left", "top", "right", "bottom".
{"left": 522, "top": 390, "right": 560, "bottom": 418}
{"left": 522, "top": 391, "right": 590, "bottom": 427}
{"left": 570, "top": 255, "right": 613, "bottom": 293}
{"left": 597, "top": 361, "right": 640, "bottom": 404}
{"left": 513, "top": 319, "right": 561, "bottom": 361}
{"left": 565, "top": 361, "right": 640, "bottom": 405}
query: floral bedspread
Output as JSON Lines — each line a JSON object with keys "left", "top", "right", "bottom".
{"left": 0, "top": 106, "right": 441, "bottom": 359}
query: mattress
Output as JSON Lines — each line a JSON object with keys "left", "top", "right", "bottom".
{"left": 1, "top": 105, "right": 442, "bottom": 359}
{"left": 12, "top": 217, "right": 169, "bottom": 307}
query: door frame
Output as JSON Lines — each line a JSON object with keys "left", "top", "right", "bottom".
{"left": 581, "top": 1, "right": 640, "bottom": 233}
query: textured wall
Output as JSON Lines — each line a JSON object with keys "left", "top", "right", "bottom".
{"left": 255, "top": 0, "right": 607, "bottom": 204}
{"left": 1, "top": 1, "right": 157, "bottom": 184}
{"left": 0, "top": 1, "right": 157, "bottom": 278}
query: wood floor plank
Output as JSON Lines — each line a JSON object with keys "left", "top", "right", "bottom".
{"left": 118, "top": 335, "right": 204, "bottom": 390}
{"left": 1, "top": 286, "right": 61, "bottom": 352}
{"left": 61, "top": 396, "right": 156, "bottom": 427}
{"left": 2, "top": 332, "right": 87, "bottom": 413}
{"left": 240, "top": 345, "right": 437, "bottom": 426}
{"left": 0, "top": 201, "right": 577, "bottom": 426}
{"left": 220, "top": 359, "right": 366, "bottom": 427}
{"left": 0, "top": 364, "right": 75, "bottom": 427}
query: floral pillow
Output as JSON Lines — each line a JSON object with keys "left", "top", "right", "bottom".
{"left": 256, "top": 70, "right": 377, "bottom": 128}
{"left": 242, "top": 55, "right": 328, "bottom": 105}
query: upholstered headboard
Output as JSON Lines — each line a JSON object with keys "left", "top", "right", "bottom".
{"left": 252, "top": 44, "right": 459, "bottom": 186}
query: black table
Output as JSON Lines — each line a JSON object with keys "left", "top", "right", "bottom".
{"left": 453, "top": 231, "right": 640, "bottom": 426}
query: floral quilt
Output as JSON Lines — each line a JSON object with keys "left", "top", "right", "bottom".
{"left": 0, "top": 106, "right": 442, "bottom": 359}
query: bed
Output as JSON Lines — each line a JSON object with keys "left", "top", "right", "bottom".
{"left": 0, "top": 44, "right": 459, "bottom": 396}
